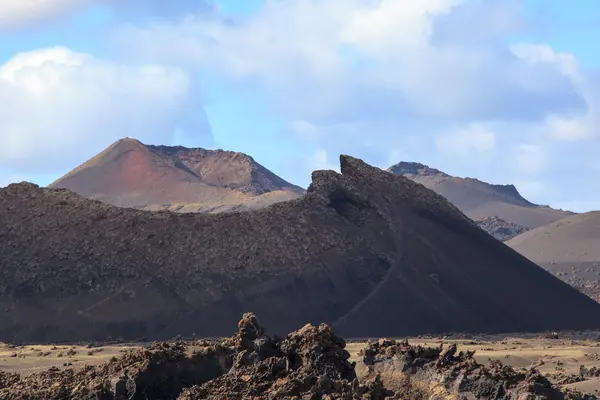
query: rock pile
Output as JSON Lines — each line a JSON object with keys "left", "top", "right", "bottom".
{"left": 0, "top": 314, "right": 389, "bottom": 400}
{"left": 357, "top": 339, "right": 596, "bottom": 400}
{"left": 1, "top": 314, "right": 597, "bottom": 399}
{"left": 474, "top": 215, "right": 528, "bottom": 241}
{"left": 182, "top": 317, "right": 391, "bottom": 400}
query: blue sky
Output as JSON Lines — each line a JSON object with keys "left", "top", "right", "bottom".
{"left": 0, "top": 0, "right": 599, "bottom": 212}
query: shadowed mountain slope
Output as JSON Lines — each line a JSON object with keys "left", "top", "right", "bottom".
{"left": 49, "top": 138, "right": 304, "bottom": 213}
{"left": 2, "top": 156, "right": 600, "bottom": 343}
{"left": 388, "top": 161, "right": 573, "bottom": 239}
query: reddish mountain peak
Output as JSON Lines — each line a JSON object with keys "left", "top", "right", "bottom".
{"left": 48, "top": 138, "right": 304, "bottom": 210}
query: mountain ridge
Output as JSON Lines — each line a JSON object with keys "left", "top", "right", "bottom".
{"left": 3, "top": 155, "right": 600, "bottom": 342}
{"left": 387, "top": 160, "right": 573, "bottom": 240}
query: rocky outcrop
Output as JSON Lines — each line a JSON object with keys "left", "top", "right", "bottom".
{"left": 1, "top": 315, "right": 595, "bottom": 399}
{"left": 475, "top": 216, "right": 528, "bottom": 241}
{"left": 386, "top": 161, "right": 448, "bottom": 177}
{"left": 356, "top": 339, "right": 594, "bottom": 399}
{"left": 0, "top": 314, "right": 390, "bottom": 400}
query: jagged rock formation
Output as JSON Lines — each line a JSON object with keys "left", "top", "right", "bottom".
{"left": 387, "top": 161, "right": 448, "bottom": 177}
{"left": 357, "top": 339, "right": 593, "bottom": 399}
{"left": 0, "top": 314, "right": 593, "bottom": 399}
{"left": 2, "top": 155, "right": 600, "bottom": 343}
{"left": 49, "top": 138, "right": 305, "bottom": 213}
{"left": 388, "top": 161, "right": 572, "bottom": 231}
{"left": 475, "top": 216, "right": 528, "bottom": 241}
{"left": 0, "top": 314, "right": 390, "bottom": 400}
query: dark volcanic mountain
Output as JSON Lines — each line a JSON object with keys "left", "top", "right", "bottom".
{"left": 388, "top": 161, "right": 572, "bottom": 240}
{"left": 2, "top": 156, "right": 600, "bottom": 343}
{"left": 49, "top": 138, "right": 305, "bottom": 213}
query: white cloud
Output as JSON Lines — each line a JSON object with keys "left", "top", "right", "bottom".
{"left": 0, "top": 0, "right": 212, "bottom": 29}
{"left": 118, "top": 0, "right": 585, "bottom": 123}
{"left": 512, "top": 43, "right": 598, "bottom": 141}
{"left": 511, "top": 179, "right": 547, "bottom": 203}
{"left": 512, "top": 144, "right": 548, "bottom": 175}
{"left": 3, "top": 0, "right": 600, "bottom": 211}
{"left": 290, "top": 120, "right": 322, "bottom": 140}
{"left": 0, "top": 173, "right": 27, "bottom": 188}
{"left": 0, "top": 47, "right": 210, "bottom": 173}
{"left": 0, "top": 0, "right": 86, "bottom": 29}
{"left": 307, "top": 149, "right": 338, "bottom": 172}
{"left": 109, "top": 0, "right": 595, "bottom": 209}
{"left": 434, "top": 123, "right": 496, "bottom": 158}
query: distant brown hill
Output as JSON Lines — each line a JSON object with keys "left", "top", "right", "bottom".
{"left": 507, "top": 212, "right": 600, "bottom": 302}
{"left": 388, "top": 161, "right": 573, "bottom": 240}
{"left": 2, "top": 155, "right": 600, "bottom": 343}
{"left": 49, "top": 138, "right": 305, "bottom": 213}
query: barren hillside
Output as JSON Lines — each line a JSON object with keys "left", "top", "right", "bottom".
{"left": 49, "top": 138, "right": 304, "bottom": 213}
{"left": 388, "top": 161, "right": 573, "bottom": 240}
{"left": 507, "top": 212, "right": 600, "bottom": 302}
{"left": 2, "top": 156, "right": 600, "bottom": 343}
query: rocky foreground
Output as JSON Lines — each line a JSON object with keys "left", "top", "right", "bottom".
{"left": 0, "top": 314, "right": 595, "bottom": 400}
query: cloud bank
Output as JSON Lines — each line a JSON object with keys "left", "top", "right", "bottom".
{"left": 0, "top": 0, "right": 212, "bottom": 29}
{"left": 1, "top": 0, "right": 599, "bottom": 210}
{"left": 0, "top": 47, "right": 211, "bottom": 174}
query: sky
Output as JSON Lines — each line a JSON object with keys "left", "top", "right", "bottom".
{"left": 0, "top": 0, "right": 599, "bottom": 212}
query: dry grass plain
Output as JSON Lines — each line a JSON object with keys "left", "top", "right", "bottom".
{"left": 5, "top": 333, "right": 600, "bottom": 395}
{"left": 0, "top": 343, "right": 137, "bottom": 376}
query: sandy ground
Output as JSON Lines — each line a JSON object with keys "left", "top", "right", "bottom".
{"left": 5, "top": 334, "right": 600, "bottom": 394}
{"left": 0, "top": 343, "right": 137, "bottom": 376}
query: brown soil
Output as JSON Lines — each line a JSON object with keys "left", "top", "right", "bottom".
{"left": 49, "top": 138, "right": 304, "bottom": 213}
{"left": 507, "top": 212, "right": 600, "bottom": 304}
{"left": 388, "top": 161, "right": 572, "bottom": 231}
{"left": 507, "top": 212, "right": 600, "bottom": 265}
{"left": 2, "top": 155, "right": 600, "bottom": 343}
